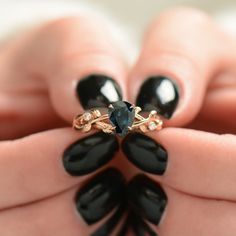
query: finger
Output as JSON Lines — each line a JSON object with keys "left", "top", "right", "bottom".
{"left": 0, "top": 168, "right": 126, "bottom": 236}
{"left": 187, "top": 73, "right": 236, "bottom": 134}
{"left": 128, "top": 7, "right": 234, "bottom": 125}
{"left": 0, "top": 90, "right": 66, "bottom": 140}
{"left": 127, "top": 175, "right": 236, "bottom": 236}
{"left": 0, "top": 16, "right": 128, "bottom": 139}
{"left": 0, "top": 53, "right": 66, "bottom": 140}
{"left": 22, "top": 17, "right": 128, "bottom": 122}
{"left": 122, "top": 128, "right": 236, "bottom": 200}
{"left": 0, "top": 128, "right": 120, "bottom": 209}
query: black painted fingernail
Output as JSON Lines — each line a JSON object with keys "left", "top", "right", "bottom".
{"left": 136, "top": 76, "right": 179, "bottom": 119}
{"left": 122, "top": 133, "right": 168, "bottom": 175}
{"left": 76, "top": 168, "right": 125, "bottom": 225}
{"left": 76, "top": 74, "right": 122, "bottom": 109}
{"left": 127, "top": 175, "right": 167, "bottom": 225}
{"left": 63, "top": 132, "right": 119, "bottom": 176}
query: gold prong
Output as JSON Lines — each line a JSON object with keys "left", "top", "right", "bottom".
{"left": 134, "top": 106, "right": 142, "bottom": 114}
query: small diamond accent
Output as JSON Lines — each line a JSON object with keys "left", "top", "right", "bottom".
{"left": 148, "top": 121, "right": 158, "bottom": 131}
{"left": 83, "top": 112, "right": 92, "bottom": 121}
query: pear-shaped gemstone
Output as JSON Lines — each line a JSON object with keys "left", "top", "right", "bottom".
{"left": 108, "top": 101, "right": 135, "bottom": 136}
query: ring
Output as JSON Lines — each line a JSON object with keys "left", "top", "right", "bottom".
{"left": 73, "top": 101, "right": 163, "bottom": 136}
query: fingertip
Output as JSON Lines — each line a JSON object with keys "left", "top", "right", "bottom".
{"left": 129, "top": 53, "right": 208, "bottom": 126}
{"left": 31, "top": 17, "right": 128, "bottom": 123}
{"left": 47, "top": 56, "right": 127, "bottom": 123}
{"left": 128, "top": 7, "right": 223, "bottom": 126}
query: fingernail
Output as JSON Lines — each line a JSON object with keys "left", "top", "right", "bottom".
{"left": 127, "top": 175, "right": 167, "bottom": 225}
{"left": 136, "top": 76, "right": 179, "bottom": 119}
{"left": 76, "top": 74, "right": 122, "bottom": 109}
{"left": 122, "top": 133, "right": 168, "bottom": 175}
{"left": 76, "top": 168, "right": 126, "bottom": 225}
{"left": 63, "top": 132, "right": 119, "bottom": 176}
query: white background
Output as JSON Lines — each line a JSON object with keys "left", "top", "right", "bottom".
{"left": 0, "top": 0, "right": 235, "bottom": 42}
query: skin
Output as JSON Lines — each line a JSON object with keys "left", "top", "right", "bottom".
{"left": 0, "top": 6, "right": 236, "bottom": 236}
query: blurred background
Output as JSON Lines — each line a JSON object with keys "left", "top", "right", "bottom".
{"left": 0, "top": 0, "right": 236, "bottom": 42}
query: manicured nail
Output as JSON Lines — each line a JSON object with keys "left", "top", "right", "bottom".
{"left": 122, "top": 133, "right": 168, "bottom": 175}
{"left": 127, "top": 175, "right": 167, "bottom": 225}
{"left": 76, "top": 74, "right": 122, "bottom": 109}
{"left": 63, "top": 132, "right": 119, "bottom": 176}
{"left": 76, "top": 168, "right": 125, "bottom": 225}
{"left": 136, "top": 76, "right": 179, "bottom": 119}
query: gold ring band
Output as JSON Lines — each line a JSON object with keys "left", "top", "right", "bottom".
{"left": 73, "top": 101, "right": 163, "bottom": 136}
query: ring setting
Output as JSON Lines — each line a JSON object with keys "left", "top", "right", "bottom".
{"left": 73, "top": 101, "right": 163, "bottom": 136}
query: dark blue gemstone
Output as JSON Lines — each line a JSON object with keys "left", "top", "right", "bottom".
{"left": 108, "top": 101, "right": 135, "bottom": 137}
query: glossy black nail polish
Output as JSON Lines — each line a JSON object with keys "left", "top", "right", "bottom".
{"left": 63, "top": 132, "right": 119, "bottom": 176}
{"left": 76, "top": 168, "right": 125, "bottom": 225}
{"left": 122, "top": 133, "right": 168, "bottom": 175}
{"left": 127, "top": 175, "right": 167, "bottom": 225}
{"left": 136, "top": 76, "right": 179, "bottom": 119}
{"left": 76, "top": 74, "right": 122, "bottom": 109}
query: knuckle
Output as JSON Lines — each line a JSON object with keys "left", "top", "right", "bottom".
{"left": 36, "top": 16, "right": 111, "bottom": 62}
{"left": 40, "top": 17, "right": 87, "bottom": 45}
{"left": 30, "top": 19, "right": 85, "bottom": 65}
{"left": 44, "top": 16, "right": 86, "bottom": 32}
{"left": 144, "top": 6, "right": 216, "bottom": 45}
{"left": 42, "top": 16, "right": 105, "bottom": 38}
{"left": 154, "top": 6, "right": 212, "bottom": 26}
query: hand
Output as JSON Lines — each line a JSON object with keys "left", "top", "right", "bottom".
{"left": 0, "top": 6, "right": 236, "bottom": 236}
{"left": 0, "top": 15, "right": 129, "bottom": 235}
{"left": 123, "top": 7, "right": 236, "bottom": 235}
